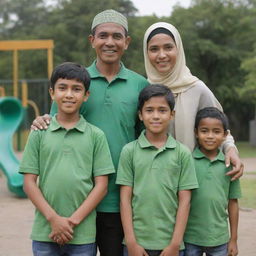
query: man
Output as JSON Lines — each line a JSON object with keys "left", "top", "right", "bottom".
{"left": 33, "top": 10, "right": 148, "bottom": 256}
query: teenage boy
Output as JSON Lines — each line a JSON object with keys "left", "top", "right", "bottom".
{"left": 31, "top": 9, "right": 148, "bottom": 256}
{"left": 184, "top": 107, "right": 242, "bottom": 256}
{"left": 116, "top": 84, "right": 198, "bottom": 256}
{"left": 19, "top": 62, "right": 115, "bottom": 256}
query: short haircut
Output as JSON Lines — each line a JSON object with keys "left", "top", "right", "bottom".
{"left": 138, "top": 84, "right": 175, "bottom": 111}
{"left": 195, "top": 107, "right": 229, "bottom": 131}
{"left": 50, "top": 62, "right": 91, "bottom": 91}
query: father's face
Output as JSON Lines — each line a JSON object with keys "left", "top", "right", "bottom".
{"left": 89, "top": 23, "right": 131, "bottom": 65}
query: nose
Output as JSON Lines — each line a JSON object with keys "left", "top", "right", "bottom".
{"left": 207, "top": 131, "right": 214, "bottom": 138}
{"left": 65, "top": 88, "right": 73, "bottom": 98}
{"left": 105, "top": 36, "right": 114, "bottom": 46}
{"left": 152, "top": 110, "right": 160, "bottom": 119}
{"left": 158, "top": 49, "right": 166, "bottom": 58}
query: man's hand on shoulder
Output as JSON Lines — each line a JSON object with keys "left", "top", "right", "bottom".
{"left": 31, "top": 114, "right": 51, "bottom": 130}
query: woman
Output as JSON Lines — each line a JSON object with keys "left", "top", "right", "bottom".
{"left": 143, "top": 22, "right": 242, "bottom": 175}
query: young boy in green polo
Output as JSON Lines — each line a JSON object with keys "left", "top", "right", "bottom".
{"left": 116, "top": 84, "right": 198, "bottom": 256}
{"left": 184, "top": 107, "right": 242, "bottom": 256}
{"left": 19, "top": 62, "right": 115, "bottom": 256}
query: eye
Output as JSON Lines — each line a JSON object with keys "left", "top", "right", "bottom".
{"left": 148, "top": 46, "right": 158, "bottom": 52}
{"left": 113, "top": 33, "right": 123, "bottom": 40}
{"left": 74, "top": 87, "right": 83, "bottom": 92}
{"left": 164, "top": 44, "right": 175, "bottom": 51}
{"left": 58, "top": 86, "right": 66, "bottom": 90}
{"left": 98, "top": 33, "right": 107, "bottom": 39}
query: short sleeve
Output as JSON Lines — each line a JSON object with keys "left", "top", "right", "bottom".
{"left": 92, "top": 131, "right": 115, "bottom": 177}
{"left": 178, "top": 144, "right": 199, "bottom": 191}
{"left": 229, "top": 179, "right": 242, "bottom": 199}
{"left": 19, "top": 130, "right": 41, "bottom": 175}
{"left": 116, "top": 144, "right": 134, "bottom": 187}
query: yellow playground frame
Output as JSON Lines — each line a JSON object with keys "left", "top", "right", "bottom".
{"left": 0, "top": 40, "right": 54, "bottom": 114}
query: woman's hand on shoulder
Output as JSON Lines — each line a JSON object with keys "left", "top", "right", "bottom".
{"left": 225, "top": 147, "right": 244, "bottom": 181}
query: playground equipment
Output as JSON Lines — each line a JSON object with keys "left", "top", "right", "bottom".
{"left": 0, "top": 39, "right": 54, "bottom": 195}
{"left": 0, "top": 97, "right": 26, "bottom": 197}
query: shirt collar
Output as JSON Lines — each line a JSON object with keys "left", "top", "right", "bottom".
{"left": 49, "top": 115, "right": 87, "bottom": 133}
{"left": 193, "top": 147, "right": 225, "bottom": 162}
{"left": 87, "top": 60, "right": 128, "bottom": 80}
{"left": 138, "top": 130, "right": 177, "bottom": 149}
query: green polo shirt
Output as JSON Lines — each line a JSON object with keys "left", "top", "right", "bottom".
{"left": 184, "top": 147, "right": 242, "bottom": 247}
{"left": 19, "top": 116, "right": 115, "bottom": 244}
{"left": 116, "top": 132, "right": 198, "bottom": 250}
{"left": 50, "top": 61, "right": 148, "bottom": 212}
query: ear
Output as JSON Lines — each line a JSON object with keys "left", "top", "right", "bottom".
{"left": 49, "top": 88, "right": 54, "bottom": 101}
{"left": 83, "top": 90, "right": 90, "bottom": 102}
{"left": 138, "top": 110, "right": 143, "bottom": 121}
{"left": 124, "top": 36, "right": 131, "bottom": 50}
{"left": 194, "top": 128, "right": 199, "bottom": 138}
{"left": 223, "top": 130, "right": 228, "bottom": 139}
{"left": 88, "top": 35, "right": 95, "bottom": 48}
{"left": 170, "top": 110, "right": 175, "bottom": 119}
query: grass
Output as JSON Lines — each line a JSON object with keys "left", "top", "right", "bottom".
{"left": 239, "top": 177, "right": 256, "bottom": 209}
{"left": 236, "top": 141, "right": 256, "bottom": 158}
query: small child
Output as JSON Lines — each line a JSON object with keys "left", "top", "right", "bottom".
{"left": 19, "top": 62, "right": 115, "bottom": 256}
{"left": 116, "top": 84, "right": 198, "bottom": 256}
{"left": 184, "top": 107, "right": 242, "bottom": 256}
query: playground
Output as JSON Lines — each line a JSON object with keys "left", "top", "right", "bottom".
{"left": 0, "top": 39, "right": 256, "bottom": 255}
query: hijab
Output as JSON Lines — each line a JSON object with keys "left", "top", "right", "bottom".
{"left": 143, "top": 22, "right": 199, "bottom": 94}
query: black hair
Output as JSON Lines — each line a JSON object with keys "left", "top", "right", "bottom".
{"left": 147, "top": 27, "right": 175, "bottom": 44}
{"left": 91, "top": 25, "right": 128, "bottom": 37}
{"left": 195, "top": 107, "right": 229, "bottom": 131}
{"left": 50, "top": 62, "right": 91, "bottom": 91}
{"left": 138, "top": 84, "right": 175, "bottom": 111}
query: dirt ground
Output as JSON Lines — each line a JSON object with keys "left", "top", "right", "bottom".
{"left": 0, "top": 158, "right": 255, "bottom": 256}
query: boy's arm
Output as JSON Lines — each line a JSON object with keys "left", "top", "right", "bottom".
{"left": 227, "top": 199, "right": 239, "bottom": 256}
{"left": 120, "top": 185, "right": 148, "bottom": 256}
{"left": 160, "top": 190, "right": 191, "bottom": 256}
{"left": 23, "top": 174, "right": 73, "bottom": 244}
{"left": 68, "top": 175, "right": 108, "bottom": 226}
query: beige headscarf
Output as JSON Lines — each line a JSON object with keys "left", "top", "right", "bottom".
{"left": 143, "top": 22, "right": 199, "bottom": 94}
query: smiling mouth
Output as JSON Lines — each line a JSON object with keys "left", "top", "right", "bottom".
{"left": 63, "top": 101, "right": 75, "bottom": 104}
{"left": 103, "top": 50, "right": 117, "bottom": 54}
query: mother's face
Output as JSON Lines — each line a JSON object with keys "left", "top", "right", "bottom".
{"left": 147, "top": 33, "right": 178, "bottom": 74}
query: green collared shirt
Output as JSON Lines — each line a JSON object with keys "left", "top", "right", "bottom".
{"left": 19, "top": 115, "right": 115, "bottom": 244}
{"left": 50, "top": 61, "right": 148, "bottom": 212}
{"left": 116, "top": 132, "right": 198, "bottom": 250}
{"left": 184, "top": 147, "right": 242, "bottom": 247}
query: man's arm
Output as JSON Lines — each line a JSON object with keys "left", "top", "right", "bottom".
{"left": 227, "top": 199, "right": 239, "bottom": 256}
{"left": 120, "top": 185, "right": 148, "bottom": 256}
{"left": 31, "top": 114, "right": 51, "bottom": 130}
{"left": 68, "top": 175, "right": 108, "bottom": 226}
{"left": 160, "top": 190, "right": 191, "bottom": 256}
{"left": 23, "top": 174, "right": 73, "bottom": 244}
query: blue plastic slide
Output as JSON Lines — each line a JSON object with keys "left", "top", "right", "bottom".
{"left": 0, "top": 97, "right": 26, "bottom": 197}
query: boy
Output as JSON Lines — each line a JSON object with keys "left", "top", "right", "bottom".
{"left": 184, "top": 107, "right": 242, "bottom": 256}
{"left": 19, "top": 62, "right": 115, "bottom": 256}
{"left": 116, "top": 84, "right": 198, "bottom": 256}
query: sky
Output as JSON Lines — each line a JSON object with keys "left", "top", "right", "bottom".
{"left": 131, "top": 0, "right": 192, "bottom": 16}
